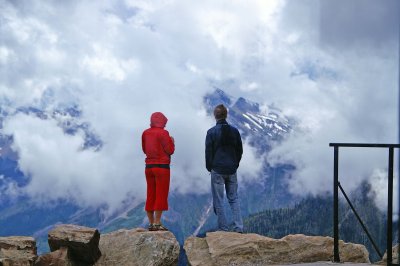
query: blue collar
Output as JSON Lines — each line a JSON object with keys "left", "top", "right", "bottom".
{"left": 216, "top": 119, "right": 228, "bottom": 125}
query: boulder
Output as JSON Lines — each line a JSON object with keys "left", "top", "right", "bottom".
{"left": 34, "top": 247, "right": 73, "bottom": 266}
{"left": 0, "top": 236, "right": 37, "bottom": 266}
{"left": 184, "top": 232, "right": 370, "bottom": 266}
{"left": 95, "top": 228, "right": 180, "bottom": 266}
{"left": 48, "top": 224, "right": 101, "bottom": 264}
{"left": 282, "top": 234, "right": 369, "bottom": 263}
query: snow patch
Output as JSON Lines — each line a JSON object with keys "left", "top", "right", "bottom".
{"left": 242, "top": 113, "right": 263, "bottom": 129}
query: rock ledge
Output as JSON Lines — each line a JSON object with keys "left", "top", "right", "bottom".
{"left": 184, "top": 232, "right": 370, "bottom": 266}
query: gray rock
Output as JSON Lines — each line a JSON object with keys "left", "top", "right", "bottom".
{"left": 95, "top": 228, "right": 180, "bottom": 266}
{"left": 48, "top": 224, "right": 101, "bottom": 264}
{"left": 184, "top": 232, "right": 370, "bottom": 266}
{"left": 34, "top": 247, "right": 73, "bottom": 266}
{"left": 0, "top": 236, "right": 37, "bottom": 266}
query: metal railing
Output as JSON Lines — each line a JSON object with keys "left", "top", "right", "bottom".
{"left": 329, "top": 143, "right": 400, "bottom": 266}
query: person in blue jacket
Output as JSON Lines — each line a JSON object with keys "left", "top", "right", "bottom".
{"left": 205, "top": 104, "right": 243, "bottom": 233}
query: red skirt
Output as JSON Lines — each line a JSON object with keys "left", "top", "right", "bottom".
{"left": 145, "top": 168, "right": 170, "bottom": 211}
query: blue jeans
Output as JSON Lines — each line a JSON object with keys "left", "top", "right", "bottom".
{"left": 211, "top": 171, "right": 243, "bottom": 232}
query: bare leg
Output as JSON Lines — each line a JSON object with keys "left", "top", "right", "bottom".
{"left": 147, "top": 211, "right": 155, "bottom": 224}
{"left": 155, "top": 210, "right": 163, "bottom": 224}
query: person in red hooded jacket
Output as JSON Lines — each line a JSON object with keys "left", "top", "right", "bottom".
{"left": 142, "top": 112, "right": 175, "bottom": 231}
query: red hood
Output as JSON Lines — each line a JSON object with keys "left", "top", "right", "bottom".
{"left": 150, "top": 112, "right": 168, "bottom": 128}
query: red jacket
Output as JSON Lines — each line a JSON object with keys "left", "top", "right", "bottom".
{"left": 142, "top": 112, "right": 175, "bottom": 165}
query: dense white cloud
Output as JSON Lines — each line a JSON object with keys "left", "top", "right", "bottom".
{"left": 0, "top": 0, "right": 398, "bottom": 212}
{"left": 81, "top": 44, "right": 140, "bottom": 82}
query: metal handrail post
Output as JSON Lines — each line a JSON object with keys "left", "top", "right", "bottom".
{"left": 334, "top": 146, "right": 340, "bottom": 262}
{"left": 330, "top": 143, "right": 400, "bottom": 264}
{"left": 388, "top": 147, "right": 394, "bottom": 266}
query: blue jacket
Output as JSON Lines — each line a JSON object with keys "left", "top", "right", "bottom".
{"left": 205, "top": 119, "right": 243, "bottom": 174}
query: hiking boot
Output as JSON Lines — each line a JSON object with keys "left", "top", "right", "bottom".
{"left": 148, "top": 224, "right": 157, "bottom": 231}
{"left": 154, "top": 224, "right": 168, "bottom": 231}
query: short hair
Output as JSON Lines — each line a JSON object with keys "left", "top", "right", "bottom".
{"left": 214, "top": 104, "right": 228, "bottom": 120}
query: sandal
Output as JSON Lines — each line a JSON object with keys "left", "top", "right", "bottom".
{"left": 154, "top": 224, "right": 169, "bottom": 231}
{"left": 148, "top": 224, "right": 157, "bottom": 231}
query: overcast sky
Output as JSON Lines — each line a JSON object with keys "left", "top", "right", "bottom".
{"left": 0, "top": 0, "right": 399, "bottom": 212}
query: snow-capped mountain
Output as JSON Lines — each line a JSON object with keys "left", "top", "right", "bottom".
{"left": 204, "top": 88, "right": 291, "bottom": 153}
{"left": 204, "top": 89, "right": 290, "bottom": 138}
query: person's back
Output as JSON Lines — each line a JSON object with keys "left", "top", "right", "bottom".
{"left": 205, "top": 104, "right": 243, "bottom": 233}
{"left": 206, "top": 120, "right": 242, "bottom": 175}
{"left": 142, "top": 126, "right": 174, "bottom": 165}
{"left": 142, "top": 112, "right": 175, "bottom": 231}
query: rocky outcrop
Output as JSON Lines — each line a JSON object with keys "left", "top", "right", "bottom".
{"left": 184, "top": 232, "right": 370, "bottom": 266}
{"left": 95, "top": 228, "right": 180, "bottom": 266}
{"left": 2, "top": 227, "right": 371, "bottom": 266}
{"left": 1, "top": 225, "right": 180, "bottom": 266}
{"left": 47, "top": 224, "right": 101, "bottom": 265}
{"left": 0, "top": 236, "right": 37, "bottom": 266}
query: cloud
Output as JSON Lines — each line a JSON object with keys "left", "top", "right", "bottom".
{"left": 319, "top": 0, "right": 400, "bottom": 50}
{"left": 0, "top": 46, "right": 16, "bottom": 64}
{"left": 263, "top": 0, "right": 399, "bottom": 205}
{"left": 368, "top": 168, "right": 399, "bottom": 213}
{"left": 3, "top": 114, "right": 117, "bottom": 206}
{"left": 81, "top": 44, "right": 140, "bottom": 82}
{"left": 0, "top": 0, "right": 398, "bottom": 212}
